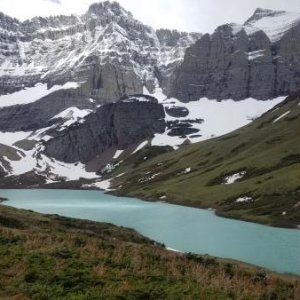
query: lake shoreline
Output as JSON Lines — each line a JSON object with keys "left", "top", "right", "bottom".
{"left": 1, "top": 185, "right": 299, "bottom": 229}
{"left": 1, "top": 204, "right": 299, "bottom": 299}
{"left": 109, "top": 190, "right": 300, "bottom": 230}
{"left": 0, "top": 188, "right": 300, "bottom": 276}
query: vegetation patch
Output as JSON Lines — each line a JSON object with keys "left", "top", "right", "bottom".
{"left": 280, "top": 154, "right": 300, "bottom": 167}
{"left": 0, "top": 214, "right": 25, "bottom": 229}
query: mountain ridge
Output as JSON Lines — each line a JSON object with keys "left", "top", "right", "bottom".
{"left": 169, "top": 7, "right": 300, "bottom": 101}
{"left": 0, "top": 1, "right": 201, "bottom": 100}
{"left": 0, "top": 2, "right": 299, "bottom": 190}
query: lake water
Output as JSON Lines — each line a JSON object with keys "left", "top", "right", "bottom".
{"left": 1, "top": 189, "right": 300, "bottom": 275}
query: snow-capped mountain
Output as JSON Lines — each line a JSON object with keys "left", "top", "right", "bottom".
{"left": 244, "top": 8, "right": 300, "bottom": 42}
{"left": 0, "top": 3, "right": 298, "bottom": 185}
{"left": 0, "top": 1, "right": 201, "bottom": 100}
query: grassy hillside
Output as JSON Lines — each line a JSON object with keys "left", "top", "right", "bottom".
{"left": 110, "top": 93, "right": 300, "bottom": 227}
{"left": 0, "top": 205, "right": 299, "bottom": 299}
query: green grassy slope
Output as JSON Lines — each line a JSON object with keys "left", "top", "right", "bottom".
{"left": 0, "top": 205, "right": 299, "bottom": 299}
{"left": 110, "top": 93, "right": 300, "bottom": 227}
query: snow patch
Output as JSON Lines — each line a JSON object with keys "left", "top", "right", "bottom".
{"left": 82, "top": 178, "right": 113, "bottom": 191}
{"left": 51, "top": 107, "right": 91, "bottom": 121}
{"left": 246, "top": 10, "right": 300, "bottom": 42}
{"left": 151, "top": 133, "right": 182, "bottom": 149}
{"left": 51, "top": 107, "right": 92, "bottom": 129}
{"left": 93, "top": 179, "right": 112, "bottom": 191}
{"left": 166, "top": 247, "right": 183, "bottom": 253}
{"left": 38, "top": 154, "right": 97, "bottom": 181}
{"left": 248, "top": 50, "right": 265, "bottom": 60}
{"left": 7, "top": 149, "right": 36, "bottom": 176}
{"left": 230, "top": 23, "right": 243, "bottom": 35}
{"left": 236, "top": 196, "right": 253, "bottom": 203}
{"left": 113, "top": 150, "right": 124, "bottom": 159}
{"left": 177, "top": 168, "right": 192, "bottom": 175}
{"left": 4, "top": 141, "right": 97, "bottom": 180}
{"left": 184, "top": 167, "right": 192, "bottom": 173}
{"left": 115, "top": 172, "right": 125, "bottom": 178}
{"left": 133, "top": 141, "right": 148, "bottom": 154}
{"left": 122, "top": 95, "right": 156, "bottom": 103}
{"left": 0, "top": 131, "right": 32, "bottom": 146}
{"left": 223, "top": 171, "right": 246, "bottom": 185}
{"left": 138, "top": 173, "right": 160, "bottom": 183}
{"left": 0, "top": 82, "right": 81, "bottom": 108}
{"left": 294, "top": 201, "right": 300, "bottom": 208}
{"left": 143, "top": 86, "right": 167, "bottom": 103}
{"left": 146, "top": 86, "right": 285, "bottom": 148}
{"left": 273, "top": 111, "right": 291, "bottom": 123}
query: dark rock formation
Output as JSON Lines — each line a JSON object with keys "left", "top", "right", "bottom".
{"left": 169, "top": 9, "right": 300, "bottom": 101}
{"left": 165, "top": 106, "right": 189, "bottom": 118}
{"left": 169, "top": 25, "right": 271, "bottom": 101}
{"left": 273, "top": 24, "right": 300, "bottom": 95}
{"left": 168, "top": 127, "right": 199, "bottom": 137}
{"left": 0, "top": 89, "right": 96, "bottom": 132}
{"left": 166, "top": 119, "right": 203, "bottom": 137}
{"left": 44, "top": 100, "right": 165, "bottom": 163}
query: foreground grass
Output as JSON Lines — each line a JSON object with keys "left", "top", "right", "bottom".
{"left": 0, "top": 205, "right": 299, "bottom": 299}
{"left": 110, "top": 93, "right": 300, "bottom": 228}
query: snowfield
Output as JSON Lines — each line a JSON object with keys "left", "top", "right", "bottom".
{"left": 113, "top": 150, "right": 124, "bottom": 159}
{"left": 51, "top": 107, "right": 93, "bottom": 130}
{"left": 0, "top": 84, "right": 287, "bottom": 181}
{"left": 4, "top": 144, "right": 97, "bottom": 181}
{"left": 133, "top": 141, "right": 149, "bottom": 154}
{"left": 0, "top": 131, "right": 32, "bottom": 146}
{"left": 245, "top": 10, "right": 300, "bottom": 43}
{"left": 144, "top": 87, "right": 286, "bottom": 148}
{"left": 0, "top": 82, "right": 80, "bottom": 108}
{"left": 82, "top": 179, "right": 113, "bottom": 191}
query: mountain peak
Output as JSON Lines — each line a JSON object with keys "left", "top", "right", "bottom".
{"left": 87, "top": 1, "right": 133, "bottom": 18}
{"left": 244, "top": 7, "right": 300, "bottom": 42}
{"left": 0, "top": 11, "right": 20, "bottom": 27}
{"left": 245, "top": 8, "right": 287, "bottom": 24}
{"left": 254, "top": 8, "right": 284, "bottom": 16}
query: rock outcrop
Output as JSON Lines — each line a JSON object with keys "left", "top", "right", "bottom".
{"left": 44, "top": 98, "right": 165, "bottom": 163}
{"left": 0, "top": 89, "right": 96, "bottom": 131}
{"left": 169, "top": 9, "right": 300, "bottom": 101}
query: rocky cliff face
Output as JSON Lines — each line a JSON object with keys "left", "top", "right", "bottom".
{"left": 0, "top": 89, "right": 97, "bottom": 132}
{"left": 0, "top": 1, "right": 201, "bottom": 102}
{"left": 169, "top": 9, "right": 300, "bottom": 101}
{"left": 44, "top": 97, "right": 165, "bottom": 163}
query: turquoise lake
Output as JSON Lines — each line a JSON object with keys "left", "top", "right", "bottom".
{"left": 1, "top": 189, "right": 300, "bottom": 275}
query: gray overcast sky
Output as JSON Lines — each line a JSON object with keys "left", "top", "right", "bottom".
{"left": 1, "top": 0, "right": 300, "bottom": 33}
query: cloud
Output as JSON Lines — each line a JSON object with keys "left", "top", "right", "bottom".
{"left": 45, "top": 0, "right": 61, "bottom": 4}
{"left": 1, "top": 0, "right": 300, "bottom": 32}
